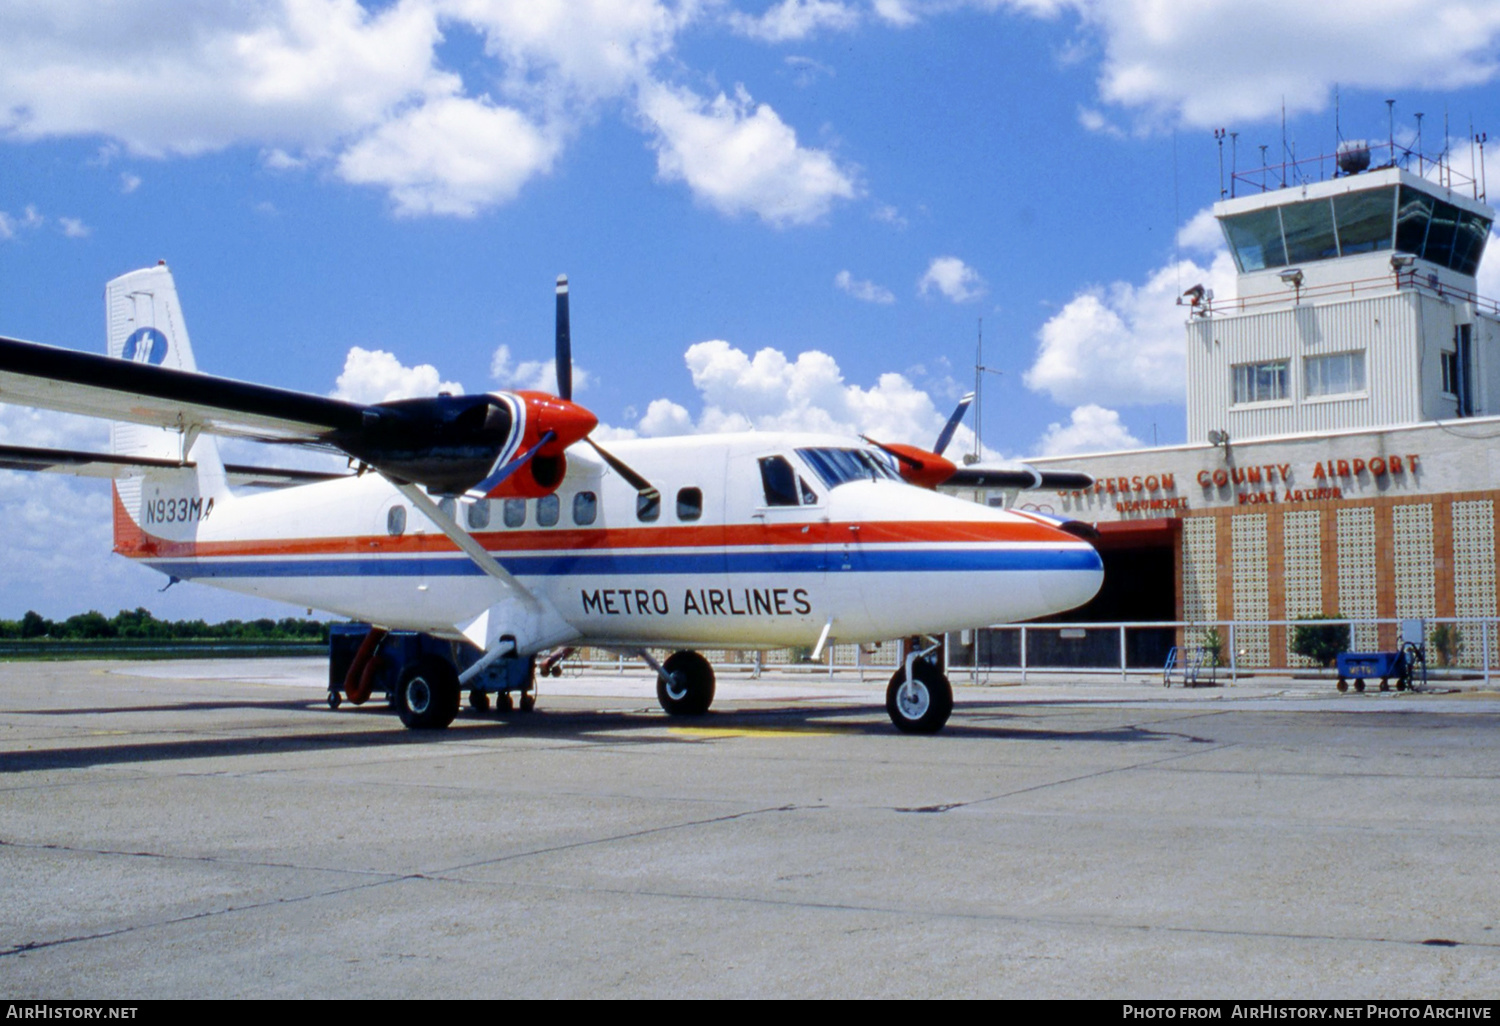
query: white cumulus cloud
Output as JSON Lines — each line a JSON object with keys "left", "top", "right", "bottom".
{"left": 834, "top": 269, "right": 895, "bottom": 304}
{"left": 335, "top": 95, "right": 561, "bottom": 217}
{"left": 728, "top": 0, "right": 862, "bottom": 41}
{"left": 1027, "top": 0, "right": 1500, "bottom": 129}
{"left": 1034, "top": 403, "right": 1142, "bottom": 456}
{"left": 631, "top": 338, "right": 1000, "bottom": 458}
{"left": 331, "top": 346, "right": 464, "bottom": 403}
{"left": 638, "top": 81, "right": 858, "bottom": 226}
{"left": 1023, "top": 206, "right": 1236, "bottom": 407}
{"left": 918, "top": 255, "right": 986, "bottom": 303}
{"left": 490, "top": 344, "right": 588, "bottom": 394}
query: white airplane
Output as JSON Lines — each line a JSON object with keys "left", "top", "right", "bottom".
{"left": 0, "top": 264, "right": 1103, "bottom": 734}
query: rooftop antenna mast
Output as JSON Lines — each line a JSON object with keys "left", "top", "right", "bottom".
{"left": 1387, "top": 99, "right": 1396, "bottom": 166}
{"left": 1280, "top": 99, "right": 1288, "bottom": 187}
{"left": 967, "top": 319, "right": 1003, "bottom": 466}
{"left": 1215, "top": 128, "right": 1227, "bottom": 198}
{"left": 1230, "top": 132, "right": 1239, "bottom": 198}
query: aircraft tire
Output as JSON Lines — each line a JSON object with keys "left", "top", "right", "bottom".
{"left": 657, "top": 651, "right": 715, "bottom": 716}
{"left": 469, "top": 688, "right": 491, "bottom": 712}
{"left": 396, "top": 656, "right": 460, "bottom": 730}
{"left": 886, "top": 660, "right": 953, "bottom": 734}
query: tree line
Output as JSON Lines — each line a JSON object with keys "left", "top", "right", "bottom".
{"left": 0, "top": 608, "right": 332, "bottom": 643}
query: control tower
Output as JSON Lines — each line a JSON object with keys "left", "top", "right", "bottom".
{"left": 1187, "top": 155, "right": 1497, "bottom": 443}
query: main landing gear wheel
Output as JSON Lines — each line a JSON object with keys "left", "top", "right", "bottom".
{"left": 657, "top": 651, "right": 716, "bottom": 716}
{"left": 469, "top": 689, "right": 491, "bottom": 712}
{"left": 395, "top": 656, "right": 460, "bottom": 730}
{"left": 886, "top": 660, "right": 953, "bottom": 734}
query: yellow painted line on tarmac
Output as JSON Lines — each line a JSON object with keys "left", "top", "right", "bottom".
{"left": 669, "top": 725, "right": 853, "bottom": 739}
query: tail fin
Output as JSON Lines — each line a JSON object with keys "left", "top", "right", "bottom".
{"left": 106, "top": 264, "right": 231, "bottom": 555}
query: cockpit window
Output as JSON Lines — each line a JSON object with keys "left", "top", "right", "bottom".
{"left": 759, "top": 456, "right": 800, "bottom": 507}
{"left": 796, "top": 447, "right": 901, "bottom": 490}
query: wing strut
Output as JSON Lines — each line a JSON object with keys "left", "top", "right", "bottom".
{"left": 391, "top": 481, "right": 539, "bottom": 609}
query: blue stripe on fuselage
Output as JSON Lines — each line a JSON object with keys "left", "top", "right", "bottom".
{"left": 146, "top": 545, "right": 1102, "bottom": 580}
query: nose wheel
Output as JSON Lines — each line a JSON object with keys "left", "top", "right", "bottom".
{"left": 886, "top": 660, "right": 952, "bottom": 734}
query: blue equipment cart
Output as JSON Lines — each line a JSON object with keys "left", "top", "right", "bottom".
{"left": 1335, "top": 650, "right": 1411, "bottom": 693}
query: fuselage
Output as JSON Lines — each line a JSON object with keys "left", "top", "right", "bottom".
{"left": 115, "top": 432, "right": 1104, "bottom": 652}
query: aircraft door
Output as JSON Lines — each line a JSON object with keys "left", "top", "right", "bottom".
{"left": 743, "top": 453, "right": 828, "bottom": 643}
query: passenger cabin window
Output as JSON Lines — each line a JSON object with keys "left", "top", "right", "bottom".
{"left": 503, "top": 498, "right": 526, "bottom": 528}
{"left": 677, "top": 487, "right": 703, "bottom": 521}
{"left": 466, "top": 499, "right": 490, "bottom": 530}
{"left": 637, "top": 490, "right": 661, "bottom": 522}
{"left": 797, "top": 447, "right": 900, "bottom": 490}
{"left": 537, "top": 494, "right": 560, "bottom": 527}
{"left": 437, "top": 496, "right": 457, "bottom": 523}
{"left": 386, "top": 505, "right": 406, "bottom": 536}
{"left": 573, "top": 491, "right": 598, "bottom": 526}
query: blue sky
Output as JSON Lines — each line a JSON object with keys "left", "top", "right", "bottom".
{"left": 3, "top": 0, "right": 1500, "bottom": 620}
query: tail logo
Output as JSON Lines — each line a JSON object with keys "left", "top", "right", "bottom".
{"left": 122, "top": 327, "right": 169, "bottom": 365}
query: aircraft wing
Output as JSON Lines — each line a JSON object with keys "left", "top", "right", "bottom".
{"left": 945, "top": 466, "right": 1095, "bottom": 490}
{"left": 0, "top": 335, "right": 367, "bottom": 444}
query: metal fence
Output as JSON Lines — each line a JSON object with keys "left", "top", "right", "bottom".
{"left": 946, "top": 617, "right": 1500, "bottom": 685}
{"left": 564, "top": 617, "right": 1500, "bottom": 685}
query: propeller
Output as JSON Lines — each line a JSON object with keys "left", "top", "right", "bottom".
{"left": 932, "top": 391, "right": 974, "bottom": 457}
{"left": 552, "top": 275, "right": 660, "bottom": 505}
{"left": 863, "top": 391, "right": 1094, "bottom": 492}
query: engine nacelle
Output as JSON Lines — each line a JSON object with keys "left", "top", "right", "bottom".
{"left": 334, "top": 390, "right": 596, "bottom": 498}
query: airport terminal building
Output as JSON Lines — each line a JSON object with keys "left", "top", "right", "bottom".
{"left": 986, "top": 154, "right": 1500, "bottom": 669}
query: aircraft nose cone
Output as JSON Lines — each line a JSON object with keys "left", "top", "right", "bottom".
{"left": 1038, "top": 532, "right": 1104, "bottom": 613}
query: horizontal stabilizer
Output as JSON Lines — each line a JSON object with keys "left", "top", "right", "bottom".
{"left": 0, "top": 443, "right": 351, "bottom": 490}
{"left": 223, "top": 463, "right": 353, "bottom": 489}
{"left": 0, "top": 443, "right": 189, "bottom": 479}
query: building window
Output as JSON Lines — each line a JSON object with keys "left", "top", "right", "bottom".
{"left": 1441, "top": 350, "right": 1460, "bottom": 396}
{"left": 1305, "top": 351, "right": 1365, "bottom": 397}
{"left": 1232, "top": 360, "right": 1288, "bottom": 404}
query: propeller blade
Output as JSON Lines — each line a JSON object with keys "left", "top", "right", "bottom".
{"left": 555, "top": 274, "right": 572, "bottom": 402}
{"left": 464, "top": 430, "right": 556, "bottom": 501}
{"left": 585, "top": 437, "right": 659, "bottom": 503}
{"left": 933, "top": 392, "right": 975, "bottom": 457}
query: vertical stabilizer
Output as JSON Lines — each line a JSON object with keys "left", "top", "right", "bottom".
{"left": 106, "top": 264, "right": 231, "bottom": 556}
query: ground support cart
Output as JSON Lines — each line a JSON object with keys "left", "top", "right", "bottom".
{"left": 1335, "top": 650, "right": 1414, "bottom": 693}
{"left": 327, "top": 623, "right": 536, "bottom": 713}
